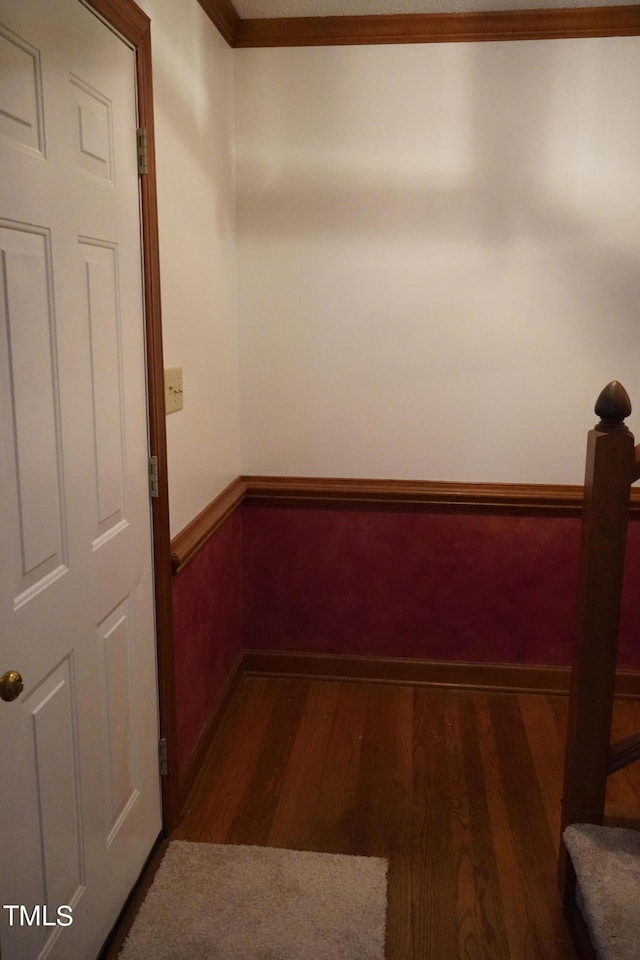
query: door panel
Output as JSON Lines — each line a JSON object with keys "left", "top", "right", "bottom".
{"left": 0, "top": 25, "right": 44, "bottom": 154}
{"left": 0, "top": 2, "right": 161, "bottom": 957}
{"left": 0, "top": 224, "right": 67, "bottom": 606}
{"left": 99, "top": 597, "right": 138, "bottom": 840}
{"left": 24, "top": 659, "right": 85, "bottom": 911}
{"left": 80, "top": 239, "right": 127, "bottom": 542}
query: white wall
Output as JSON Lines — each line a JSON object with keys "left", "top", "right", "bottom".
{"left": 139, "top": 0, "right": 240, "bottom": 536}
{"left": 235, "top": 38, "right": 640, "bottom": 484}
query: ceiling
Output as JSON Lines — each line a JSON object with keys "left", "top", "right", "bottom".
{"left": 233, "top": 0, "right": 630, "bottom": 16}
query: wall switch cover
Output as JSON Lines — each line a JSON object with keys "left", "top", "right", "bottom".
{"left": 164, "top": 366, "right": 183, "bottom": 413}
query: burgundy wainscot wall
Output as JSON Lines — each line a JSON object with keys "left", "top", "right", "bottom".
{"left": 241, "top": 504, "right": 640, "bottom": 669}
{"left": 171, "top": 509, "right": 243, "bottom": 780}
{"left": 171, "top": 496, "right": 640, "bottom": 793}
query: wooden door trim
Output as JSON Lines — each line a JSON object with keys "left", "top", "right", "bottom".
{"left": 84, "top": 0, "right": 178, "bottom": 833}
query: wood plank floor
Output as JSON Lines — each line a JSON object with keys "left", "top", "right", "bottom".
{"left": 173, "top": 677, "right": 640, "bottom": 960}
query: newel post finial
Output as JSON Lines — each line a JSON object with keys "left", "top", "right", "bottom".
{"left": 594, "top": 381, "right": 632, "bottom": 430}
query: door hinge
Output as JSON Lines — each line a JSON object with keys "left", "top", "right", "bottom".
{"left": 148, "top": 456, "right": 159, "bottom": 498}
{"left": 159, "top": 738, "right": 168, "bottom": 777}
{"left": 137, "top": 127, "right": 148, "bottom": 176}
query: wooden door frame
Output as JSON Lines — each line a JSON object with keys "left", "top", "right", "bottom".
{"left": 82, "top": 0, "right": 179, "bottom": 832}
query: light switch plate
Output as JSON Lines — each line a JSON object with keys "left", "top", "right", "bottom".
{"left": 164, "top": 366, "right": 183, "bottom": 414}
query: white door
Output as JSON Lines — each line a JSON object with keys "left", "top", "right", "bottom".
{"left": 0, "top": 1, "right": 162, "bottom": 958}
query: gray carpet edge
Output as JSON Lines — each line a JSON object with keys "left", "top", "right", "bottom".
{"left": 119, "top": 841, "right": 388, "bottom": 960}
{"left": 564, "top": 823, "right": 640, "bottom": 960}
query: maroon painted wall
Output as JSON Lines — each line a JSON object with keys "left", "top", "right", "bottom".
{"left": 172, "top": 509, "right": 243, "bottom": 778}
{"left": 171, "top": 499, "right": 640, "bottom": 781}
{"left": 241, "top": 504, "right": 640, "bottom": 669}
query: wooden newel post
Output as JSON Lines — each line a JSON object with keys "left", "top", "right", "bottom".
{"left": 558, "top": 381, "right": 635, "bottom": 902}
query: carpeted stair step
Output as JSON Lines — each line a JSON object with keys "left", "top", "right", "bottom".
{"left": 564, "top": 823, "right": 640, "bottom": 960}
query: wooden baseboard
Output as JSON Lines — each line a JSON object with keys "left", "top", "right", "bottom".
{"left": 241, "top": 649, "right": 640, "bottom": 698}
{"left": 178, "top": 652, "right": 245, "bottom": 816}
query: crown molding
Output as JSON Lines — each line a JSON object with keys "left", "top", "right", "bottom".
{"left": 236, "top": 5, "right": 640, "bottom": 46}
{"left": 199, "top": 2, "right": 640, "bottom": 47}
{"left": 197, "top": 0, "right": 241, "bottom": 45}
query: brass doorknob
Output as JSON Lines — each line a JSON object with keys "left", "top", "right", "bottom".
{"left": 0, "top": 670, "right": 24, "bottom": 703}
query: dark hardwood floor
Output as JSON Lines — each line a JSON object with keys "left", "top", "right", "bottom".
{"left": 171, "top": 676, "right": 640, "bottom": 959}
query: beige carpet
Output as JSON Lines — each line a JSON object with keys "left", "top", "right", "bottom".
{"left": 118, "top": 841, "right": 388, "bottom": 959}
{"left": 564, "top": 823, "right": 640, "bottom": 960}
